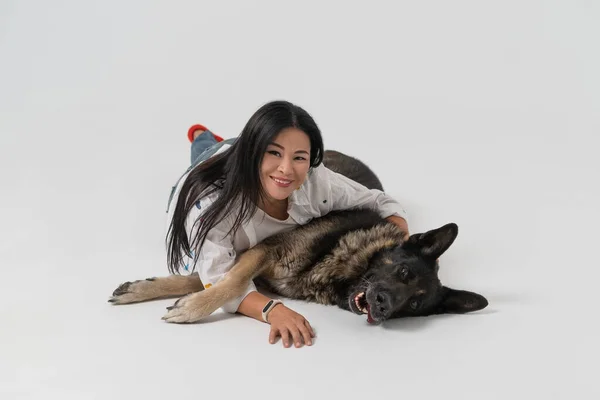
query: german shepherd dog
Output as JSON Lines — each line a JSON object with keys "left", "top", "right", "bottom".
{"left": 109, "top": 150, "right": 488, "bottom": 325}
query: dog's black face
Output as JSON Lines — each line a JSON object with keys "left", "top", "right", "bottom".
{"left": 347, "top": 223, "right": 488, "bottom": 324}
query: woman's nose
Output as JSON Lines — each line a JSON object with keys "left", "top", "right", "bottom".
{"left": 278, "top": 158, "right": 293, "bottom": 174}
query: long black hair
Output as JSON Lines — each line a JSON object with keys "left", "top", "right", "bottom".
{"left": 166, "top": 100, "right": 325, "bottom": 274}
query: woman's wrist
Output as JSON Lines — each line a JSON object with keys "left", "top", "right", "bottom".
{"left": 262, "top": 299, "right": 284, "bottom": 323}
{"left": 236, "top": 291, "right": 278, "bottom": 323}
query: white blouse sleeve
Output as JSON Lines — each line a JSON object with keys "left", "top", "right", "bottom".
{"left": 317, "top": 164, "right": 408, "bottom": 221}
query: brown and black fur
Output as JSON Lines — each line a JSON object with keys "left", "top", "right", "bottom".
{"left": 110, "top": 150, "right": 488, "bottom": 325}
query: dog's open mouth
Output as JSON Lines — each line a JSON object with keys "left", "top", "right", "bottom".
{"left": 353, "top": 292, "right": 376, "bottom": 324}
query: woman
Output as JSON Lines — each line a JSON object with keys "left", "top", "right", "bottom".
{"left": 166, "top": 100, "right": 409, "bottom": 348}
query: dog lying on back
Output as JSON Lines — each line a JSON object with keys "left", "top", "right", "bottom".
{"left": 110, "top": 150, "right": 488, "bottom": 325}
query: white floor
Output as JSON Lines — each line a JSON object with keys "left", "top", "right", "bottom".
{"left": 1, "top": 1, "right": 599, "bottom": 399}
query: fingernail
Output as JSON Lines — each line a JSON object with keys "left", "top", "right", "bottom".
{"left": 296, "top": 342, "right": 300, "bottom": 347}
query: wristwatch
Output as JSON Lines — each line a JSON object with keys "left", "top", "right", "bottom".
{"left": 262, "top": 299, "right": 283, "bottom": 323}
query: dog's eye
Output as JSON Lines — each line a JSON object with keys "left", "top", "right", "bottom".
{"left": 399, "top": 267, "right": 409, "bottom": 279}
{"left": 409, "top": 299, "right": 420, "bottom": 310}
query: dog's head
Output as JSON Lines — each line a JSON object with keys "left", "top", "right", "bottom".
{"left": 347, "top": 223, "right": 488, "bottom": 324}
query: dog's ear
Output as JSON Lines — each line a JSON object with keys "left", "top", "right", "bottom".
{"left": 436, "top": 287, "right": 488, "bottom": 314}
{"left": 404, "top": 223, "right": 458, "bottom": 260}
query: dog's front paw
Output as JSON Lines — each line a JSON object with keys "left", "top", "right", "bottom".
{"left": 161, "top": 290, "right": 220, "bottom": 323}
{"left": 109, "top": 278, "right": 157, "bottom": 304}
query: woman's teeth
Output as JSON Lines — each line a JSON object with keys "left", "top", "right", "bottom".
{"left": 272, "top": 177, "right": 292, "bottom": 187}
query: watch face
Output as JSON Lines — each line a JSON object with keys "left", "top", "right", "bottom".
{"left": 262, "top": 300, "right": 274, "bottom": 313}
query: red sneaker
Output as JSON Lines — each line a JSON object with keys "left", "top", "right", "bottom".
{"left": 187, "top": 124, "right": 224, "bottom": 143}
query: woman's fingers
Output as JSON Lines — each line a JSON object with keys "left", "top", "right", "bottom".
{"left": 279, "top": 327, "right": 291, "bottom": 347}
{"left": 267, "top": 306, "right": 315, "bottom": 347}
{"left": 269, "top": 327, "right": 278, "bottom": 344}
{"left": 288, "top": 325, "right": 304, "bottom": 348}
{"left": 305, "top": 320, "right": 315, "bottom": 338}
{"left": 298, "top": 321, "right": 313, "bottom": 346}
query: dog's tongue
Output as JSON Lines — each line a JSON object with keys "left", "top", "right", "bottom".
{"left": 367, "top": 305, "right": 375, "bottom": 324}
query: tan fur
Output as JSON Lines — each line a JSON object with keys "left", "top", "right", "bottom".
{"left": 161, "top": 247, "right": 267, "bottom": 323}
{"left": 109, "top": 273, "right": 204, "bottom": 304}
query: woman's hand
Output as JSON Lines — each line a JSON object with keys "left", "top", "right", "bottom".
{"left": 386, "top": 215, "right": 410, "bottom": 241}
{"left": 236, "top": 291, "right": 315, "bottom": 347}
{"left": 267, "top": 304, "right": 315, "bottom": 347}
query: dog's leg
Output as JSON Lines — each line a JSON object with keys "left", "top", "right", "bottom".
{"left": 109, "top": 273, "right": 204, "bottom": 304}
{"left": 162, "top": 247, "right": 268, "bottom": 323}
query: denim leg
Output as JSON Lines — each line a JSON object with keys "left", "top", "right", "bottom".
{"left": 191, "top": 130, "right": 220, "bottom": 165}
{"left": 167, "top": 134, "right": 238, "bottom": 213}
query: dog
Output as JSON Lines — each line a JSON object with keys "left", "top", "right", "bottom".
{"left": 109, "top": 150, "right": 488, "bottom": 325}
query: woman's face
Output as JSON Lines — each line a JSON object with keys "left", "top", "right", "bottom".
{"left": 260, "top": 127, "right": 311, "bottom": 202}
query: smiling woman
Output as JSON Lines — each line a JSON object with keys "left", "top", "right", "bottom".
{"left": 164, "top": 100, "right": 410, "bottom": 348}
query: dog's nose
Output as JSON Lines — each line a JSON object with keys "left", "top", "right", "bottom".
{"left": 375, "top": 292, "right": 391, "bottom": 315}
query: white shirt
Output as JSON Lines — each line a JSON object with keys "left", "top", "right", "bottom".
{"left": 165, "top": 143, "right": 408, "bottom": 313}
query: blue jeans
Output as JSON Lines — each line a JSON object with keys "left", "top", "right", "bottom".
{"left": 166, "top": 131, "right": 236, "bottom": 212}
{"left": 191, "top": 130, "right": 218, "bottom": 164}
{"left": 190, "top": 130, "right": 237, "bottom": 166}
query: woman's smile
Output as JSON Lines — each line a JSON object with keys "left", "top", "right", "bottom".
{"left": 270, "top": 176, "right": 294, "bottom": 187}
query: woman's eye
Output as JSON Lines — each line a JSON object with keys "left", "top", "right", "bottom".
{"left": 267, "top": 150, "right": 307, "bottom": 161}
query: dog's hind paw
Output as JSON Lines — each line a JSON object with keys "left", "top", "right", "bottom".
{"left": 109, "top": 278, "right": 157, "bottom": 304}
{"left": 161, "top": 290, "right": 221, "bottom": 323}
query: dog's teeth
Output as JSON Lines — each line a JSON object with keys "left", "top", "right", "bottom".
{"left": 354, "top": 292, "right": 368, "bottom": 313}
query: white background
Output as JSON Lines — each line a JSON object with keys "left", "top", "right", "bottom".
{"left": 1, "top": 1, "right": 599, "bottom": 399}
